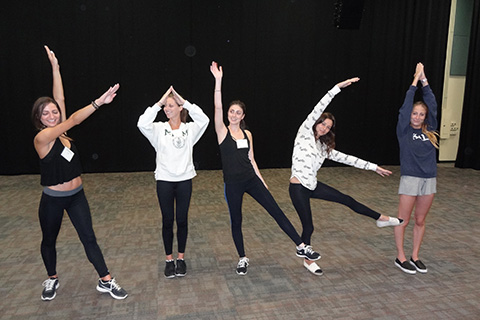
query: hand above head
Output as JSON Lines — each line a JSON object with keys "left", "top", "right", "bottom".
{"left": 44, "top": 45, "right": 60, "bottom": 71}
{"left": 95, "top": 83, "right": 120, "bottom": 107}
{"left": 376, "top": 166, "right": 392, "bottom": 177}
{"left": 210, "top": 61, "right": 223, "bottom": 79}
{"left": 171, "top": 86, "right": 185, "bottom": 105}
{"left": 414, "top": 62, "right": 424, "bottom": 80}
{"left": 337, "top": 77, "right": 360, "bottom": 89}
{"left": 158, "top": 86, "right": 173, "bottom": 106}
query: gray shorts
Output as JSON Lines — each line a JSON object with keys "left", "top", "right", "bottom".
{"left": 398, "top": 176, "right": 436, "bottom": 196}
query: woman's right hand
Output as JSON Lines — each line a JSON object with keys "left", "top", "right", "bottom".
{"left": 158, "top": 86, "right": 173, "bottom": 106}
{"left": 210, "top": 61, "right": 223, "bottom": 79}
{"left": 337, "top": 77, "right": 360, "bottom": 89}
{"left": 44, "top": 45, "right": 59, "bottom": 71}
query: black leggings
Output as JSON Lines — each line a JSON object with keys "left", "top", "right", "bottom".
{"left": 156, "top": 179, "right": 192, "bottom": 256}
{"left": 225, "top": 176, "right": 302, "bottom": 257}
{"left": 38, "top": 188, "right": 109, "bottom": 277}
{"left": 289, "top": 181, "right": 381, "bottom": 245}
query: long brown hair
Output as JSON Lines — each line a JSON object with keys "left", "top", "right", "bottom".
{"left": 313, "top": 112, "right": 336, "bottom": 154}
{"left": 168, "top": 93, "right": 188, "bottom": 123}
{"left": 229, "top": 100, "right": 247, "bottom": 130}
{"left": 31, "top": 97, "right": 61, "bottom": 130}
{"left": 413, "top": 101, "right": 439, "bottom": 149}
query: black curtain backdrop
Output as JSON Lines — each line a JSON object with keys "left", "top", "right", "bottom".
{"left": 0, "top": 0, "right": 451, "bottom": 175}
{"left": 455, "top": 0, "right": 480, "bottom": 170}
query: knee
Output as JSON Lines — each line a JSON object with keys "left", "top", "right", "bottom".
{"left": 414, "top": 216, "right": 426, "bottom": 227}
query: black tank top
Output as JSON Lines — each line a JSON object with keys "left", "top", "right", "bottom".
{"left": 219, "top": 129, "right": 256, "bottom": 183}
{"left": 40, "top": 138, "right": 82, "bottom": 186}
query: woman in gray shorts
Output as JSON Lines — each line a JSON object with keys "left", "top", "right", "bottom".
{"left": 394, "top": 63, "right": 439, "bottom": 275}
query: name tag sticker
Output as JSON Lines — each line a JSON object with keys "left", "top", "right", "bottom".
{"left": 236, "top": 139, "right": 248, "bottom": 149}
{"left": 61, "top": 146, "right": 74, "bottom": 162}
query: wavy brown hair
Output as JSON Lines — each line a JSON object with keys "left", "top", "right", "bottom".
{"left": 31, "top": 97, "right": 61, "bottom": 130}
{"left": 167, "top": 93, "right": 188, "bottom": 123}
{"left": 413, "top": 101, "right": 439, "bottom": 149}
{"left": 229, "top": 100, "right": 247, "bottom": 130}
{"left": 313, "top": 112, "right": 336, "bottom": 154}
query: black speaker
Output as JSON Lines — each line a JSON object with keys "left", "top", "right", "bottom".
{"left": 333, "top": 0, "right": 365, "bottom": 30}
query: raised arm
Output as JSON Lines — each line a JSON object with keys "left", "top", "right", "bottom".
{"left": 418, "top": 65, "right": 438, "bottom": 130}
{"left": 397, "top": 63, "right": 423, "bottom": 136}
{"left": 44, "top": 45, "right": 66, "bottom": 122}
{"left": 336, "top": 77, "right": 360, "bottom": 89}
{"left": 210, "top": 61, "right": 228, "bottom": 143}
{"left": 171, "top": 86, "right": 210, "bottom": 144}
{"left": 298, "top": 77, "right": 359, "bottom": 136}
{"left": 34, "top": 84, "right": 120, "bottom": 156}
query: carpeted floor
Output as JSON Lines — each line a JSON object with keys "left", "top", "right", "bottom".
{"left": 1, "top": 164, "right": 479, "bottom": 319}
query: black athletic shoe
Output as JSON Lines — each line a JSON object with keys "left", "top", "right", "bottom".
{"left": 96, "top": 278, "right": 128, "bottom": 300}
{"left": 164, "top": 260, "right": 176, "bottom": 279}
{"left": 410, "top": 258, "right": 428, "bottom": 273}
{"left": 395, "top": 258, "right": 416, "bottom": 275}
{"left": 296, "top": 245, "right": 321, "bottom": 261}
{"left": 175, "top": 259, "right": 187, "bottom": 277}
{"left": 236, "top": 257, "right": 249, "bottom": 275}
{"left": 41, "top": 277, "right": 59, "bottom": 301}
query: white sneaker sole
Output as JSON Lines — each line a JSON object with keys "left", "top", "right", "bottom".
{"left": 304, "top": 261, "right": 323, "bottom": 276}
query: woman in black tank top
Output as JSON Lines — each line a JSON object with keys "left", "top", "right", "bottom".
{"left": 210, "top": 61, "right": 320, "bottom": 276}
{"left": 31, "top": 45, "right": 127, "bottom": 301}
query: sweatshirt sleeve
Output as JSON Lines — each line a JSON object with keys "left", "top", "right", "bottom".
{"left": 421, "top": 85, "right": 438, "bottom": 130}
{"left": 298, "top": 85, "right": 341, "bottom": 136}
{"left": 183, "top": 100, "right": 210, "bottom": 144}
{"left": 397, "top": 85, "right": 417, "bottom": 138}
{"left": 137, "top": 103, "right": 161, "bottom": 148}
{"left": 327, "top": 149, "right": 378, "bottom": 171}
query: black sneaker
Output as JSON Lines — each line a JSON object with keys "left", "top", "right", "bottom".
{"left": 41, "top": 277, "right": 59, "bottom": 301}
{"left": 236, "top": 257, "right": 249, "bottom": 275}
{"left": 410, "top": 258, "right": 428, "bottom": 273}
{"left": 175, "top": 259, "right": 187, "bottom": 277}
{"left": 395, "top": 258, "right": 416, "bottom": 275}
{"left": 164, "top": 260, "right": 176, "bottom": 279}
{"left": 96, "top": 278, "right": 128, "bottom": 300}
{"left": 296, "top": 245, "right": 321, "bottom": 261}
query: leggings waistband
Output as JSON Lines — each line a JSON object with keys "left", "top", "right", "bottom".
{"left": 43, "top": 185, "right": 83, "bottom": 197}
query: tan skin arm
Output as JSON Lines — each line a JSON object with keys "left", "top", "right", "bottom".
{"left": 34, "top": 84, "right": 120, "bottom": 159}
{"left": 210, "top": 61, "right": 228, "bottom": 144}
{"left": 44, "top": 45, "right": 66, "bottom": 122}
{"left": 245, "top": 130, "right": 268, "bottom": 189}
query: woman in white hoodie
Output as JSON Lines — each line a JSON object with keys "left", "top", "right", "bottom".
{"left": 137, "top": 86, "right": 209, "bottom": 278}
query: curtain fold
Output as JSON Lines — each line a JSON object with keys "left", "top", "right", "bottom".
{"left": 455, "top": 0, "right": 480, "bottom": 169}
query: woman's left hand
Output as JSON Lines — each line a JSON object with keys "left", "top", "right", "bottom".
{"left": 171, "top": 86, "right": 186, "bottom": 105}
{"left": 95, "top": 83, "right": 120, "bottom": 107}
{"left": 376, "top": 166, "right": 392, "bottom": 177}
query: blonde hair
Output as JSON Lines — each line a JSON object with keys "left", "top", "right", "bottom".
{"left": 414, "top": 101, "right": 439, "bottom": 149}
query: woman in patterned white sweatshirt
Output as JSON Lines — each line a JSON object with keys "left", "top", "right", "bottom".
{"left": 289, "top": 77, "right": 403, "bottom": 276}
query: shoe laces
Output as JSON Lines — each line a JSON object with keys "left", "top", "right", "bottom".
{"left": 303, "top": 245, "right": 314, "bottom": 254}
{"left": 237, "top": 257, "right": 249, "bottom": 268}
{"left": 105, "top": 278, "right": 122, "bottom": 290}
{"left": 42, "top": 278, "right": 57, "bottom": 291}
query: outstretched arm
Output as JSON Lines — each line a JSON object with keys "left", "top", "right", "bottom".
{"left": 299, "top": 77, "right": 360, "bottom": 135}
{"left": 376, "top": 166, "right": 392, "bottom": 177}
{"left": 336, "top": 77, "right": 360, "bottom": 89}
{"left": 210, "top": 61, "right": 228, "bottom": 143}
{"left": 35, "top": 84, "right": 120, "bottom": 155}
{"left": 44, "top": 45, "right": 66, "bottom": 122}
